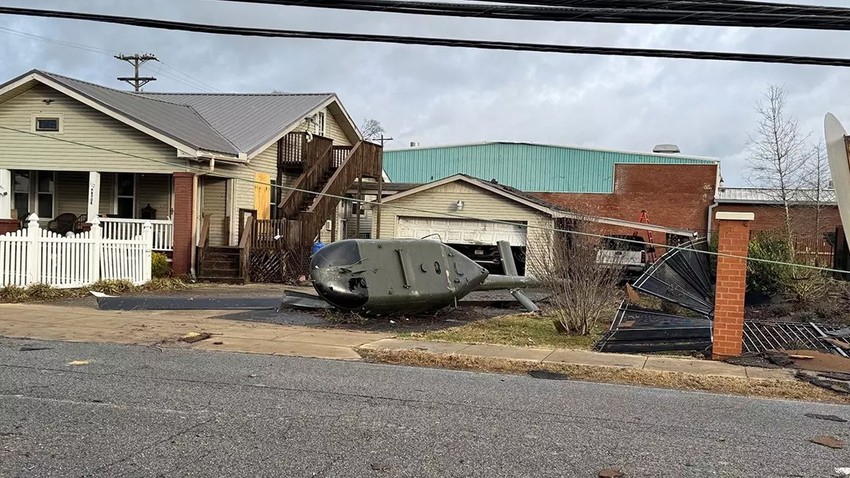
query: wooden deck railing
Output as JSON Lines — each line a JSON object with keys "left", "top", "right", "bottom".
{"left": 238, "top": 215, "right": 254, "bottom": 283}
{"left": 300, "top": 140, "right": 382, "bottom": 245}
{"left": 279, "top": 136, "right": 334, "bottom": 219}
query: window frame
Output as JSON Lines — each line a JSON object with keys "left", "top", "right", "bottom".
{"left": 35, "top": 171, "right": 55, "bottom": 219}
{"left": 316, "top": 111, "right": 326, "bottom": 137}
{"left": 31, "top": 113, "right": 64, "bottom": 134}
{"left": 115, "top": 172, "right": 136, "bottom": 219}
{"left": 12, "top": 170, "right": 31, "bottom": 220}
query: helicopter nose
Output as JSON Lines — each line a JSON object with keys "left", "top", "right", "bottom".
{"left": 310, "top": 241, "right": 369, "bottom": 310}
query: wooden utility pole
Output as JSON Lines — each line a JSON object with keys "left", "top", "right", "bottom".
{"left": 374, "top": 134, "right": 392, "bottom": 239}
{"left": 115, "top": 53, "right": 158, "bottom": 91}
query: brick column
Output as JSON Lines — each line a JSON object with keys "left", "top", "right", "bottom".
{"left": 172, "top": 172, "right": 196, "bottom": 277}
{"left": 712, "top": 211, "right": 754, "bottom": 360}
{"left": 0, "top": 219, "right": 20, "bottom": 234}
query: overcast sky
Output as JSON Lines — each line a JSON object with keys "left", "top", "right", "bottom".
{"left": 2, "top": 0, "right": 850, "bottom": 185}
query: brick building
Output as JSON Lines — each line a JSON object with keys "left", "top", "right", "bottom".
{"left": 382, "top": 142, "right": 720, "bottom": 242}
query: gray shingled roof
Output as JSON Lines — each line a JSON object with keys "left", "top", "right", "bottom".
{"left": 138, "top": 93, "right": 333, "bottom": 156}
{"left": 29, "top": 70, "right": 336, "bottom": 158}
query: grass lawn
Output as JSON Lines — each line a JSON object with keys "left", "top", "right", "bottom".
{"left": 402, "top": 314, "right": 606, "bottom": 349}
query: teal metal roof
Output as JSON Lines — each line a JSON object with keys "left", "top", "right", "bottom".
{"left": 383, "top": 142, "right": 718, "bottom": 193}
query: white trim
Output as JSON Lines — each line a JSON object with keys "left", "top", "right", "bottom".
{"left": 379, "top": 174, "right": 698, "bottom": 237}
{"left": 0, "top": 73, "right": 240, "bottom": 161}
{"left": 385, "top": 140, "right": 719, "bottom": 163}
{"left": 716, "top": 211, "right": 755, "bottom": 221}
{"left": 31, "top": 112, "right": 64, "bottom": 134}
{"left": 34, "top": 171, "right": 56, "bottom": 220}
{"left": 0, "top": 169, "right": 11, "bottom": 220}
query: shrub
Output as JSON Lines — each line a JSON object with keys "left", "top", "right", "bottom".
{"left": 89, "top": 279, "right": 136, "bottom": 295}
{"left": 0, "top": 285, "right": 28, "bottom": 303}
{"left": 747, "top": 232, "right": 794, "bottom": 297}
{"left": 151, "top": 252, "right": 171, "bottom": 278}
{"left": 26, "top": 283, "right": 60, "bottom": 301}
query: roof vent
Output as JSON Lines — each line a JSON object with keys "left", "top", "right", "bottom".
{"left": 409, "top": 141, "right": 420, "bottom": 148}
{"left": 653, "top": 144, "right": 680, "bottom": 154}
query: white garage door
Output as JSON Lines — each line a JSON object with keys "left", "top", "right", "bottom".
{"left": 396, "top": 217, "right": 527, "bottom": 246}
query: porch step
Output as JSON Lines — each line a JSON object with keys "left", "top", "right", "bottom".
{"left": 196, "top": 276, "right": 245, "bottom": 285}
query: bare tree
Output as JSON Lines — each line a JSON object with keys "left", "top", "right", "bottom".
{"left": 361, "top": 118, "right": 385, "bottom": 140}
{"left": 532, "top": 220, "right": 624, "bottom": 335}
{"left": 745, "top": 85, "right": 811, "bottom": 246}
{"left": 800, "top": 140, "right": 831, "bottom": 265}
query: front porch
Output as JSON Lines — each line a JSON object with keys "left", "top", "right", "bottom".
{"left": 0, "top": 169, "right": 174, "bottom": 251}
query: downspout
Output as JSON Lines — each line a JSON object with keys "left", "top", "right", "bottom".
{"left": 707, "top": 201, "right": 718, "bottom": 242}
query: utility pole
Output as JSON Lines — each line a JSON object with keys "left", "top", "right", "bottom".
{"left": 374, "top": 134, "right": 392, "bottom": 239}
{"left": 115, "top": 53, "right": 158, "bottom": 91}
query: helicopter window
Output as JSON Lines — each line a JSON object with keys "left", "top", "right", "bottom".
{"left": 434, "top": 261, "right": 441, "bottom": 274}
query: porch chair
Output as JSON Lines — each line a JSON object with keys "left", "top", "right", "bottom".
{"left": 47, "top": 213, "right": 78, "bottom": 236}
{"left": 73, "top": 214, "right": 88, "bottom": 234}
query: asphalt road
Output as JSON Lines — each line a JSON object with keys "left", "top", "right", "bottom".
{"left": 0, "top": 338, "right": 848, "bottom": 477}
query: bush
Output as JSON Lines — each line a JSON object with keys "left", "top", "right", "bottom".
{"left": 26, "top": 283, "right": 61, "bottom": 301}
{"left": 0, "top": 285, "right": 28, "bottom": 303}
{"left": 747, "top": 232, "right": 794, "bottom": 297}
{"left": 89, "top": 280, "right": 136, "bottom": 295}
{"left": 151, "top": 252, "right": 171, "bottom": 278}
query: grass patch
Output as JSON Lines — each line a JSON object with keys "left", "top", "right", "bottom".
{"left": 0, "top": 278, "right": 190, "bottom": 303}
{"left": 358, "top": 348, "right": 850, "bottom": 404}
{"left": 403, "top": 313, "right": 605, "bottom": 349}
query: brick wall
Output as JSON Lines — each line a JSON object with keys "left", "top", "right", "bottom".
{"left": 714, "top": 203, "right": 840, "bottom": 240}
{"left": 712, "top": 215, "right": 751, "bottom": 359}
{"left": 172, "top": 172, "right": 196, "bottom": 276}
{"left": 0, "top": 219, "right": 20, "bottom": 235}
{"left": 535, "top": 163, "right": 718, "bottom": 240}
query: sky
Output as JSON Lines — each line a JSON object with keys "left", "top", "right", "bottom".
{"left": 1, "top": 0, "right": 850, "bottom": 186}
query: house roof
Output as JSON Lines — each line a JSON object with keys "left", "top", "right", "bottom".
{"left": 716, "top": 187, "right": 837, "bottom": 205}
{"left": 379, "top": 174, "right": 698, "bottom": 237}
{"left": 382, "top": 142, "right": 719, "bottom": 193}
{"left": 0, "top": 69, "right": 350, "bottom": 160}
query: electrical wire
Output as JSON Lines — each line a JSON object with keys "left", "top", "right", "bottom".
{"left": 2, "top": 6, "right": 850, "bottom": 67}
{"left": 215, "top": 0, "right": 850, "bottom": 31}
{"left": 0, "top": 123, "right": 845, "bottom": 275}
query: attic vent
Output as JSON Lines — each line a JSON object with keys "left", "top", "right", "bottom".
{"left": 653, "top": 144, "right": 680, "bottom": 154}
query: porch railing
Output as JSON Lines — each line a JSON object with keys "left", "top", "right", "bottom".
{"left": 100, "top": 217, "right": 174, "bottom": 251}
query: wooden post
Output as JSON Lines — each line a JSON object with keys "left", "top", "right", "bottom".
{"left": 376, "top": 148, "right": 383, "bottom": 239}
{"left": 355, "top": 175, "right": 362, "bottom": 239}
{"left": 330, "top": 207, "right": 337, "bottom": 242}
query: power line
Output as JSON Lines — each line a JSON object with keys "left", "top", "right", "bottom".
{"left": 0, "top": 122, "right": 845, "bottom": 275}
{"left": 216, "top": 0, "right": 850, "bottom": 31}
{"left": 2, "top": 6, "right": 850, "bottom": 67}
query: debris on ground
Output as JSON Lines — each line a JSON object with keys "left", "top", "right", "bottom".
{"left": 179, "top": 332, "right": 212, "bottom": 343}
{"left": 528, "top": 370, "right": 570, "bottom": 380}
{"left": 19, "top": 346, "right": 52, "bottom": 352}
{"left": 835, "top": 467, "right": 850, "bottom": 477}
{"left": 598, "top": 468, "right": 625, "bottom": 478}
{"left": 212, "top": 341, "right": 224, "bottom": 345}
{"left": 785, "top": 350, "right": 850, "bottom": 374}
{"left": 67, "top": 360, "right": 90, "bottom": 366}
{"left": 804, "top": 413, "right": 847, "bottom": 423}
{"left": 810, "top": 435, "right": 844, "bottom": 449}
{"left": 796, "top": 372, "right": 850, "bottom": 395}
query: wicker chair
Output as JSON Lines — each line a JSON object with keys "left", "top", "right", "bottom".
{"left": 47, "top": 213, "right": 78, "bottom": 235}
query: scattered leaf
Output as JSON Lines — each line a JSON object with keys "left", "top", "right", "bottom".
{"left": 67, "top": 360, "right": 90, "bottom": 366}
{"left": 599, "top": 468, "right": 624, "bottom": 478}
{"left": 810, "top": 435, "right": 844, "bottom": 449}
{"left": 180, "top": 332, "right": 212, "bottom": 343}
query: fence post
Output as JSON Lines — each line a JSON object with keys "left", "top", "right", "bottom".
{"left": 25, "top": 214, "right": 40, "bottom": 287}
{"left": 142, "top": 221, "right": 153, "bottom": 283}
{"left": 89, "top": 217, "right": 102, "bottom": 284}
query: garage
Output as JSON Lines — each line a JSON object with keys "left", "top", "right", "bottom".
{"left": 396, "top": 217, "right": 527, "bottom": 245}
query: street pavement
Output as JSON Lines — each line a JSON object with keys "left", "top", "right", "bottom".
{"left": 1, "top": 338, "right": 847, "bottom": 477}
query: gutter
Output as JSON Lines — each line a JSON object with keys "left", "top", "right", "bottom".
{"left": 706, "top": 201, "right": 718, "bottom": 242}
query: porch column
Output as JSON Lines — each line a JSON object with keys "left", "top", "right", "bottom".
{"left": 172, "top": 172, "right": 196, "bottom": 277}
{"left": 87, "top": 171, "right": 101, "bottom": 221}
{"left": 0, "top": 169, "right": 17, "bottom": 234}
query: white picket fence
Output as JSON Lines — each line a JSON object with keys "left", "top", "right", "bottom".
{"left": 100, "top": 217, "right": 173, "bottom": 251}
{"left": 0, "top": 215, "right": 153, "bottom": 289}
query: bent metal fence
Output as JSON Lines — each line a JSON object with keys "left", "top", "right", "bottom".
{"left": 0, "top": 215, "right": 153, "bottom": 288}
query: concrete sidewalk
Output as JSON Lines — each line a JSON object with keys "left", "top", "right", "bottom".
{"left": 0, "top": 303, "right": 794, "bottom": 381}
{"left": 0, "top": 303, "right": 388, "bottom": 360}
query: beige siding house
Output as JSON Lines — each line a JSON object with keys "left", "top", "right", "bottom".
{"left": 0, "top": 69, "right": 365, "bottom": 277}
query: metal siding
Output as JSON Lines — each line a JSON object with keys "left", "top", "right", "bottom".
{"left": 384, "top": 143, "right": 715, "bottom": 193}
{"left": 0, "top": 85, "right": 195, "bottom": 173}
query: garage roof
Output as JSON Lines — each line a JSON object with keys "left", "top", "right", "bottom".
{"left": 379, "top": 174, "right": 698, "bottom": 237}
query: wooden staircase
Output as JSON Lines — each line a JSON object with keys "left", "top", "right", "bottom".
{"left": 196, "top": 214, "right": 254, "bottom": 284}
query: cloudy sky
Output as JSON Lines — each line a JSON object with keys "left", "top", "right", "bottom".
{"left": 2, "top": 0, "right": 850, "bottom": 185}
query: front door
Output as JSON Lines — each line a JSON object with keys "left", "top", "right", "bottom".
{"left": 201, "top": 177, "right": 229, "bottom": 246}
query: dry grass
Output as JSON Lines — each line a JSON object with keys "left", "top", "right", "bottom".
{"left": 0, "top": 278, "right": 190, "bottom": 304}
{"left": 358, "top": 348, "right": 850, "bottom": 404}
{"left": 402, "top": 313, "right": 605, "bottom": 349}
